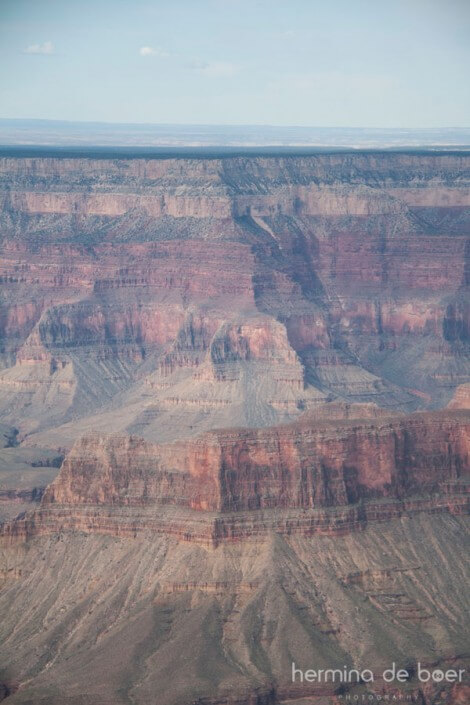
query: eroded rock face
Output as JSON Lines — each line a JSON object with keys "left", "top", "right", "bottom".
{"left": 0, "top": 152, "right": 469, "bottom": 705}
{"left": 1, "top": 409, "right": 466, "bottom": 548}
{"left": 44, "top": 410, "right": 470, "bottom": 512}
{"left": 0, "top": 152, "right": 469, "bottom": 449}
{"left": 448, "top": 384, "right": 470, "bottom": 409}
{"left": 0, "top": 515, "right": 469, "bottom": 705}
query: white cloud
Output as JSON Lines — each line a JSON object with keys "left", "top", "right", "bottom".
{"left": 23, "top": 41, "right": 55, "bottom": 55}
{"left": 196, "top": 61, "right": 239, "bottom": 78}
{"left": 139, "top": 46, "right": 170, "bottom": 57}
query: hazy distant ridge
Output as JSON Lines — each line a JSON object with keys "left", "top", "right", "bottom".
{"left": 1, "top": 119, "right": 469, "bottom": 148}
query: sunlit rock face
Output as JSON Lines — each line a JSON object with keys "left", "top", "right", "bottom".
{"left": 40, "top": 411, "right": 470, "bottom": 514}
{"left": 0, "top": 151, "right": 469, "bottom": 704}
{"left": 2, "top": 408, "right": 467, "bottom": 548}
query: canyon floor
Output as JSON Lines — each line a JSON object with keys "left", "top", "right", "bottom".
{"left": 0, "top": 149, "right": 469, "bottom": 704}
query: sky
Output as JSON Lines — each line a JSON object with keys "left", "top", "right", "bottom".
{"left": 0, "top": 0, "right": 469, "bottom": 128}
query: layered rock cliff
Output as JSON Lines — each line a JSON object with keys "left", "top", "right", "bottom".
{"left": 0, "top": 151, "right": 469, "bottom": 450}
{"left": 45, "top": 410, "right": 470, "bottom": 512}
{"left": 2, "top": 409, "right": 468, "bottom": 547}
{"left": 0, "top": 151, "right": 469, "bottom": 705}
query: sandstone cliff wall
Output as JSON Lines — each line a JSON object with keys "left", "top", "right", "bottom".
{"left": 42, "top": 410, "right": 470, "bottom": 513}
{"left": 2, "top": 410, "right": 467, "bottom": 546}
{"left": 0, "top": 152, "right": 469, "bottom": 455}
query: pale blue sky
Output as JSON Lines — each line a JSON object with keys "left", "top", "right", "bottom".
{"left": 0, "top": 0, "right": 469, "bottom": 127}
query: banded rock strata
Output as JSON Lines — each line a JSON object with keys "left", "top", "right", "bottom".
{"left": 0, "top": 151, "right": 469, "bottom": 452}
{"left": 2, "top": 409, "right": 469, "bottom": 546}
{"left": 0, "top": 151, "right": 469, "bottom": 704}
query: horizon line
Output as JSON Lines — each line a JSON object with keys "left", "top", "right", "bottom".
{"left": 1, "top": 145, "right": 469, "bottom": 160}
{"left": 1, "top": 118, "right": 470, "bottom": 131}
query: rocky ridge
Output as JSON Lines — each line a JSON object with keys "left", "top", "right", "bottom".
{"left": 2, "top": 409, "right": 468, "bottom": 548}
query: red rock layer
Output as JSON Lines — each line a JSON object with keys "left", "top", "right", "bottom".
{"left": 0, "top": 240, "right": 255, "bottom": 358}
{"left": 2, "top": 410, "right": 468, "bottom": 546}
{"left": 1, "top": 152, "right": 469, "bottom": 431}
{"left": 44, "top": 410, "right": 470, "bottom": 512}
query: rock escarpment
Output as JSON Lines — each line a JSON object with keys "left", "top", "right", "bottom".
{"left": 0, "top": 151, "right": 469, "bottom": 705}
{"left": 46, "top": 410, "right": 470, "bottom": 512}
{"left": 3, "top": 409, "right": 468, "bottom": 546}
{"left": 0, "top": 151, "right": 469, "bottom": 450}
